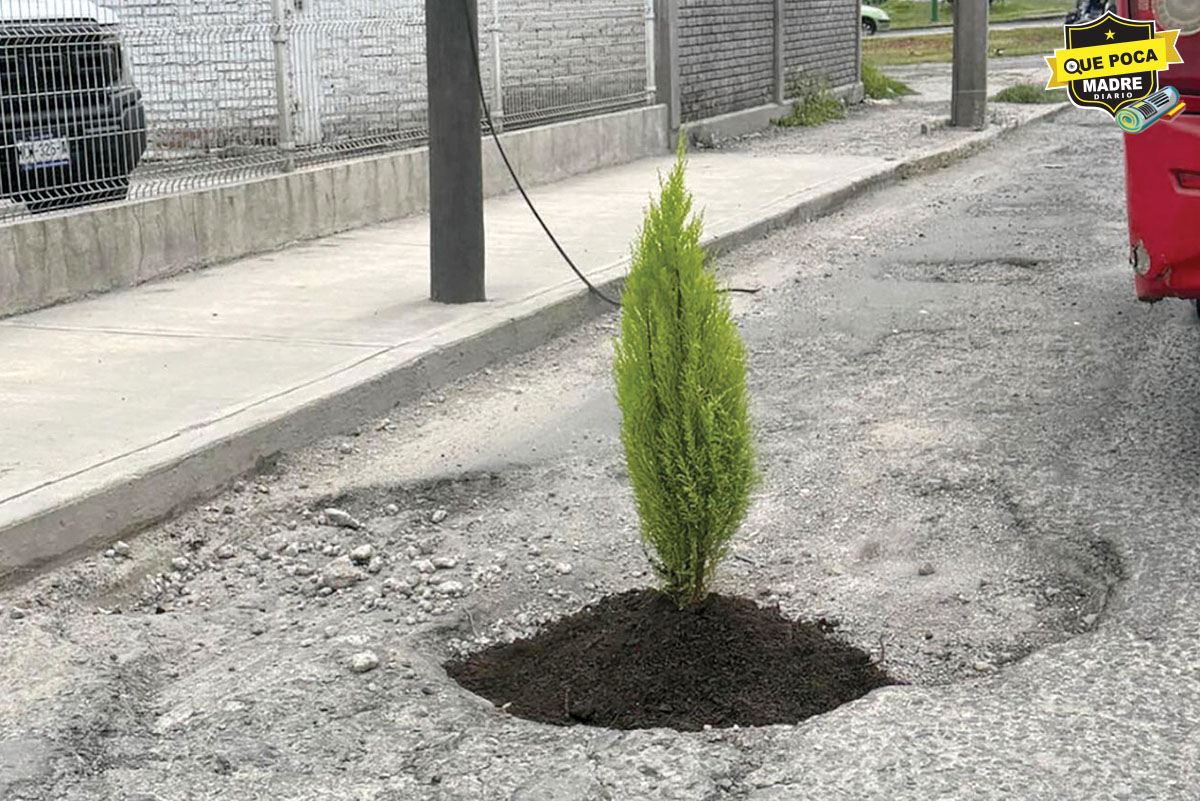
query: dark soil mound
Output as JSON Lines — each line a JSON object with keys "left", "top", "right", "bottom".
{"left": 445, "top": 589, "right": 898, "bottom": 731}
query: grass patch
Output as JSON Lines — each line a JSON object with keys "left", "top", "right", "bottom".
{"left": 883, "top": 0, "right": 1072, "bottom": 30}
{"left": 777, "top": 82, "right": 847, "bottom": 127}
{"left": 862, "top": 62, "right": 914, "bottom": 99}
{"left": 863, "top": 26, "right": 1062, "bottom": 66}
{"left": 992, "top": 82, "right": 1067, "bottom": 103}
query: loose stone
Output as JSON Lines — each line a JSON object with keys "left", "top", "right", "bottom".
{"left": 323, "top": 508, "right": 362, "bottom": 530}
{"left": 349, "top": 651, "right": 380, "bottom": 674}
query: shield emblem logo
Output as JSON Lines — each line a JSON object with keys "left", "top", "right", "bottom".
{"left": 1065, "top": 12, "right": 1157, "bottom": 114}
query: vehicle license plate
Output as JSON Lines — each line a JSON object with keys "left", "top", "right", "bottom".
{"left": 17, "top": 137, "right": 70, "bottom": 169}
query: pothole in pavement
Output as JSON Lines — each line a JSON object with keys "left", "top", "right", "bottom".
{"left": 313, "top": 470, "right": 507, "bottom": 524}
{"left": 882, "top": 257, "right": 1045, "bottom": 285}
{"left": 438, "top": 556, "right": 1122, "bottom": 733}
{"left": 437, "top": 528, "right": 1123, "bottom": 732}
{"left": 426, "top": 464, "right": 1126, "bottom": 733}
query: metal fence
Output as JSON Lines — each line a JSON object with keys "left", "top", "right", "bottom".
{"left": 0, "top": 0, "right": 653, "bottom": 220}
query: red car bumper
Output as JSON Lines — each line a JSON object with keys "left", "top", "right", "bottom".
{"left": 1127, "top": 104, "right": 1200, "bottom": 301}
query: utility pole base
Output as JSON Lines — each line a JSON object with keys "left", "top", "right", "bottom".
{"left": 427, "top": 0, "right": 486, "bottom": 303}
{"left": 950, "top": 0, "right": 988, "bottom": 130}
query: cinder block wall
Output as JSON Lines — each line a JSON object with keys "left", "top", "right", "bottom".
{"left": 784, "top": 0, "right": 859, "bottom": 92}
{"left": 678, "top": 0, "right": 860, "bottom": 122}
{"left": 678, "top": 0, "right": 776, "bottom": 122}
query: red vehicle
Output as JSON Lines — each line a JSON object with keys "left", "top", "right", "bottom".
{"left": 1117, "top": 1, "right": 1200, "bottom": 308}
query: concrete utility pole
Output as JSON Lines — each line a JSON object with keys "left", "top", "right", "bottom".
{"left": 654, "top": 0, "right": 681, "bottom": 135}
{"left": 950, "top": 0, "right": 988, "bottom": 130}
{"left": 426, "top": 0, "right": 486, "bottom": 303}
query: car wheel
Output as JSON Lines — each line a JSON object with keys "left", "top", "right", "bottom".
{"left": 862, "top": 18, "right": 877, "bottom": 36}
{"left": 21, "top": 178, "right": 130, "bottom": 214}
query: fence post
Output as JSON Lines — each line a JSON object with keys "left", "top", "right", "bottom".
{"left": 654, "top": 0, "right": 680, "bottom": 135}
{"left": 270, "top": 0, "right": 297, "bottom": 171}
{"left": 290, "top": 2, "right": 323, "bottom": 146}
{"left": 774, "top": 0, "right": 786, "bottom": 105}
{"left": 644, "top": 0, "right": 657, "bottom": 105}
{"left": 488, "top": 0, "right": 505, "bottom": 132}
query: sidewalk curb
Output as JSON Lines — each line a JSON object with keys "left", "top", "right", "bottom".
{"left": 0, "top": 102, "right": 1071, "bottom": 587}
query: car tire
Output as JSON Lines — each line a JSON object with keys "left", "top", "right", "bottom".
{"left": 862, "top": 18, "right": 877, "bottom": 36}
{"left": 21, "top": 177, "right": 130, "bottom": 214}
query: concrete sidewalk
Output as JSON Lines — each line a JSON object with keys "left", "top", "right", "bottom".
{"left": 0, "top": 102, "right": 1064, "bottom": 582}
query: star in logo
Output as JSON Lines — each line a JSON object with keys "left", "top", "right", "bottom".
{"left": 1105, "top": 30, "right": 1115, "bottom": 40}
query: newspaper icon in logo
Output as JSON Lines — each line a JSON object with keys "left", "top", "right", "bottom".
{"left": 1116, "top": 85, "right": 1187, "bottom": 132}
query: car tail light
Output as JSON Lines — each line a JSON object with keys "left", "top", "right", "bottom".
{"left": 1153, "top": 0, "right": 1200, "bottom": 35}
{"left": 1177, "top": 170, "right": 1200, "bottom": 189}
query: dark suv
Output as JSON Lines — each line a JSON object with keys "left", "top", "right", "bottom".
{"left": 0, "top": 1, "right": 147, "bottom": 213}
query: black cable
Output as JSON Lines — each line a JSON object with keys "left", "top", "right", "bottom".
{"left": 457, "top": 0, "right": 621, "bottom": 307}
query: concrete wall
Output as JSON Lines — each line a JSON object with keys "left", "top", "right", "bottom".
{"left": 0, "top": 104, "right": 669, "bottom": 319}
{"left": 677, "top": 0, "right": 860, "bottom": 122}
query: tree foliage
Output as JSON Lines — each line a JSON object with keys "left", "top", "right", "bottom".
{"left": 614, "top": 141, "right": 757, "bottom": 610}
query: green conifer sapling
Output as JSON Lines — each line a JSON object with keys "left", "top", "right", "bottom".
{"left": 614, "top": 141, "right": 757, "bottom": 610}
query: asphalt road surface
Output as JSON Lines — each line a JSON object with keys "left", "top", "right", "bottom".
{"left": 3, "top": 107, "right": 1200, "bottom": 799}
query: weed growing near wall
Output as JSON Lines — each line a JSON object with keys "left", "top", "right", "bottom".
{"left": 778, "top": 79, "right": 846, "bottom": 127}
{"left": 992, "top": 83, "right": 1067, "bottom": 104}
{"left": 862, "top": 62, "right": 913, "bottom": 100}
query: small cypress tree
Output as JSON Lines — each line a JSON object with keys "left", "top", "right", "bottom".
{"left": 614, "top": 140, "right": 757, "bottom": 610}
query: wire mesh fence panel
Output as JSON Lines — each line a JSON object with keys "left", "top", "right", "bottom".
{"left": 0, "top": 0, "right": 652, "bottom": 222}
{"left": 117, "top": 1, "right": 284, "bottom": 195}
{"left": 288, "top": 0, "right": 427, "bottom": 165}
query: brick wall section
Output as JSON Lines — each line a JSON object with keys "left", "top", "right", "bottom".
{"left": 677, "top": 0, "right": 859, "bottom": 122}
{"left": 678, "top": 0, "right": 776, "bottom": 122}
{"left": 784, "top": 0, "right": 859, "bottom": 95}
{"left": 497, "top": 1, "right": 647, "bottom": 125}
{"left": 102, "top": 0, "right": 647, "bottom": 154}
